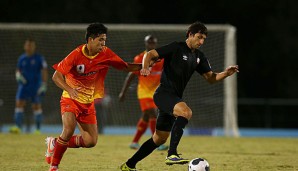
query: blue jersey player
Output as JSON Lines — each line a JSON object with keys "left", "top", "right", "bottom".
{"left": 10, "top": 39, "right": 48, "bottom": 134}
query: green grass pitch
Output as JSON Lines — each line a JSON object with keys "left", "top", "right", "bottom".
{"left": 0, "top": 134, "right": 298, "bottom": 171}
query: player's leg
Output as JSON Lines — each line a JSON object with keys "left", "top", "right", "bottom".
{"left": 67, "top": 101, "right": 98, "bottom": 148}
{"left": 76, "top": 122, "right": 98, "bottom": 147}
{"left": 10, "top": 86, "right": 27, "bottom": 133}
{"left": 121, "top": 110, "right": 174, "bottom": 170}
{"left": 11, "top": 100, "right": 26, "bottom": 133}
{"left": 32, "top": 103, "right": 42, "bottom": 133}
{"left": 130, "top": 111, "right": 151, "bottom": 149}
{"left": 146, "top": 108, "right": 169, "bottom": 151}
{"left": 153, "top": 87, "right": 190, "bottom": 164}
{"left": 50, "top": 112, "right": 77, "bottom": 169}
{"left": 129, "top": 98, "right": 151, "bottom": 149}
{"left": 122, "top": 130, "right": 170, "bottom": 170}
{"left": 166, "top": 102, "right": 192, "bottom": 164}
{"left": 31, "top": 94, "right": 43, "bottom": 133}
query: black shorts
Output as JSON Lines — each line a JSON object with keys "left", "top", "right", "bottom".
{"left": 153, "top": 87, "right": 183, "bottom": 132}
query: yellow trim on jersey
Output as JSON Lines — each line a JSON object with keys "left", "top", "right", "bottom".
{"left": 62, "top": 90, "right": 94, "bottom": 104}
{"left": 82, "top": 45, "right": 99, "bottom": 59}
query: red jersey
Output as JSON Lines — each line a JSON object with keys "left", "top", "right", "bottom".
{"left": 134, "top": 51, "right": 164, "bottom": 99}
{"left": 53, "top": 44, "right": 127, "bottom": 104}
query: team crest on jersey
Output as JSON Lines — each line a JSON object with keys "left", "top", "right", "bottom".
{"left": 76, "top": 64, "right": 85, "bottom": 74}
{"left": 197, "top": 58, "right": 200, "bottom": 64}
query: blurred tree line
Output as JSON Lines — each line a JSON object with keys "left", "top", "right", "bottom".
{"left": 1, "top": 0, "right": 297, "bottom": 128}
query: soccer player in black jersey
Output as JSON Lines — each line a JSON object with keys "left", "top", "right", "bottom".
{"left": 120, "top": 21, "right": 239, "bottom": 171}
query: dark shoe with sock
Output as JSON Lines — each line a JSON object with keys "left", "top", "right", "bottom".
{"left": 120, "top": 163, "right": 137, "bottom": 171}
{"left": 165, "top": 154, "right": 190, "bottom": 165}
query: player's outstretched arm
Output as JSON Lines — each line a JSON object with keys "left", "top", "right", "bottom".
{"left": 202, "top": 65, "right": 239, "bottom": 84}
{"left": 140, "top": 50, "right": 159, "bottom": 76}
{"left": 124, "top": 63, "right": 142, "bottom": 72}
{"left": 119, "top": 72, "right": 136, "bottom": 102}
{"left": 52, "top": 71, "right": 78, "bottom": 99}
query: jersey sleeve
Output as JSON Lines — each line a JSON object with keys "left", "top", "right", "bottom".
{"left": 40, "top": 56, "right": 48, "bottom": 69}
{"left": 53, "top": 49, "right": 77, "bottom": 75}
{"left": 107, "top": 48, "right": 128, "bottom": 70}
{"left": 155, "top": 41, "right": 179, "bottom": 59}
{"left": 196, "top": 52, "right": 212, "bottom": 75}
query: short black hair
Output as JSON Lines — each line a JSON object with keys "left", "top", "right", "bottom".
{"left": 85, "top": 23, "right": 108, "bottom": 43}
{"left": 25, "top": 38, "right": 35, "bottom": 43}
{"left": 186, "top": 21, "right": 208, "bottom": 38}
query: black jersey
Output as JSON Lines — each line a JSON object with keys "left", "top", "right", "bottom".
{"left": 155, "top": 41, "right": 212, "bottom": 98}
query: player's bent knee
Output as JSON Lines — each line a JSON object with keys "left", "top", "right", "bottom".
{"left": 153, "top": 132, "right": 169, "bottom": 145}
{"left": 84, "top": 138, "right": 97, "bottom": 148}
{"left": 185, "top": 109, "right": 192, "bottom": 120}
{"left": 182, "top": 108, "right": 192, "bottom": 119}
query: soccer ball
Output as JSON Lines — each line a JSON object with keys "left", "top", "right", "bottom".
{"left": 188, "top": 158, "right": 210, "bottom": 171}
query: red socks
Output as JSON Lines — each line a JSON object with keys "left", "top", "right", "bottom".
{"left": 67, "top": 135, "right": 86, "bottom": 148}
{"left": 132, "top": 119, "right": 148, "bottom": 143}
{"left": 149, "top": 118, "right": 156, "bottom": 134}
{"left": 51, "top": 137, "right": 68, "bottom": 166}
{"left": 51, "top": 135, "right": 86, "bottom": 167}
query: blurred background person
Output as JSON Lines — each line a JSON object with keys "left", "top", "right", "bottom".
{"left": 9, "top": 38, "right": 48, "bottom": 134}
{"left": 119, "top": 35, "right": 168, "bottom": 151}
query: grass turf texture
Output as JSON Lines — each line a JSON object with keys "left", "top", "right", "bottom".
{"left": 0, "top": 134, "right": 298, "bottom": 171}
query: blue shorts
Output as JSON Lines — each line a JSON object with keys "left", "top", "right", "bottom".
{"left": 16, "top": 85, "right": 42, "bottom": 104}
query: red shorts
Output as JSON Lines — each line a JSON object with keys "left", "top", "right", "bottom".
{"left": 139, "top": 98, "right": 157, "bottom": 112}
{"left": 60, "top": 97, "right": 97, "bottom": 124}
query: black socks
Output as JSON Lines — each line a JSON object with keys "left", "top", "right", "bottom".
{"left": 168, "top": 116, "right": 188, "bottom": 156}
{"left": 126, "top": 137, "right": 159, "bottom": 168}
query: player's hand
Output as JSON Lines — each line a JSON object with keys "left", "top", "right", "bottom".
{"left": 37, "top": 82, "right": 47, "bottom": 95}
{"left": 15, "top": 72, "right": 27, "bottom": 84}
{"left": 118, "top": 92, "right": 125, "bottom": 102}
{"left": 67, "top": 88, "right": 79, "bottom": 99}
{"left": 225, "top": 65, "right": 239, "bottom": 76}
{"left": 140, "top": 68, "right": 151, "bottom": 76}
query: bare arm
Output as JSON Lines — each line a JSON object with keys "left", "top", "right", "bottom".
{"left": 41, "top": 68, "right": 48, "bottom": 83}
{"left": 202, "top": 65, "right": 239, "bottom": 84}
{"left": 140, "top": 50, "right": 159, "bottom": 76}
{"left": 118, "top": 72, "right": 136, "bottom": 101}
{"left": 52, "top": 70, "right": 78, "bottom": 99}
{"left": 123, "top": 63, "right": 142, "bottom": 72}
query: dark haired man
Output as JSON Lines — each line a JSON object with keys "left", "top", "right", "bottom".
{"left": 45, "top": 23, "right": 141, "bottom": 171}
{"left": 120, "top": 21, "right": 239, "bottom": 171}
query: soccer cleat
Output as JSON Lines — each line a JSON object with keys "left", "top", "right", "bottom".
{"left": 165, "top": 154, "right": 190, "bottom": 165}
{"left": 45, "top": 137, "right": 56, "bottom": 164}
{"left": 129, "top": 143, "right": 140, "bottom": 149}
{"left": 120, "top": 163, "right": 137, "bottom": 171}
{"left": 157, "top": 144, "right": 169, "bottom": 151}
{"left": 49, "top": 166, "right": 58, "bottom": 171}
{"left": 33, "top": 130, "right": 41, "bottom": 135}
{"left": 9, "top": 126, "right": 21, "bottom": 134}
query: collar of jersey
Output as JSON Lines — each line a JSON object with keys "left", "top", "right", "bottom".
{"left": 82, "top": 45, "right": 98, "bottom": 59}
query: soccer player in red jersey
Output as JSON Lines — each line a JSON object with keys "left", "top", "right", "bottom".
{"left": 119, "top": 35, "right": 168, "bottom": 151}
{"left": 45, "top": 23, "right": 142, "bottom": 171}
